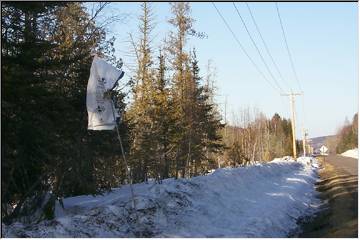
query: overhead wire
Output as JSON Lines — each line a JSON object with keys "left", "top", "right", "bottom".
{"left": 213, "top": 2, "right": 308, "bottom": 136}
{"left": 212, "top": 3, "right": 282, "bottom": 94}
{"left": 232, "top": 2, "right": 285, "bottom": 94}
{"left": 245, "top": 2, "right": 293, "bottom": 92}
{"left": 276, "top": 3, "right": 308, "bottom": 139}
{"left": 275, "top": 3, "right": 302, "bottom": 93}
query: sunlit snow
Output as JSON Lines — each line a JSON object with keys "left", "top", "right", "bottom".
{"left": 3, "top": 157, "right": 321, "bottom": 237}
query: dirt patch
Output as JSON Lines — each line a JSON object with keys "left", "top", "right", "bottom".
{"left": 297, "top": 157, "right": 358, "bottom": 238}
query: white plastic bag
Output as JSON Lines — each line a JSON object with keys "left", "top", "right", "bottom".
{"left": 86, "top": 55, "right": 124, "bottom": 130}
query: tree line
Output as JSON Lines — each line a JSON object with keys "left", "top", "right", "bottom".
{"left": 335, "top": 113, "right": 358, "bottom": 154}
{"left": 126, "top": 3, "right": 223, "bottom": 182}
{"left": 221, "top": 109, "right": 301, "bottom": 167}
{"left": 2, "top": 2, "right": 296, "bottom": 223}
{"left": 2, "top": 2, "right": 126, "bottom": 223}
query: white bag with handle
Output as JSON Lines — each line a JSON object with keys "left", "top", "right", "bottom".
{"left": 86, "top": 55, "right": 124, "bottom": 130}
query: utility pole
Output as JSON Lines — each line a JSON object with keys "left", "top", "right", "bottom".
{"left": 302, "top": 128, "right": 308, "bottom": 157}
{"left": 218, "top": 94, "right": 228, "bottom": 169}
{"left": 224, "top": 95, "right": 228, "bottom": 138}
{"left": 281, "top": 92, "right": 303, "bottom": 159}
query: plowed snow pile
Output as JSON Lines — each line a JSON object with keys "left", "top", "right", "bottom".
{"left": 341, "top": 148, "right": 358, "bottom": 159}
{"left": 3, "top": 157, "right": 321, "bottom": 237}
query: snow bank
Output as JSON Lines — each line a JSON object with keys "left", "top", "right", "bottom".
{"left": 3, "top": 157, "right": 321, "bottom": 237}
{"left": 341, "top": 148, "right": 358, "bottom": 159}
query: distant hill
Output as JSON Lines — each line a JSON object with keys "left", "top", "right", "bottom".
{"left": 309, "top": 135, "right": 336, "bottom": 150}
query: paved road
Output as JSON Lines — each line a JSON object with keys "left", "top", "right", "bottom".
{"left": 324, "top": 154, "right": 358, "bottom": 175}
{"left": 297, "top": 154, "right": 358, "bottom": 237}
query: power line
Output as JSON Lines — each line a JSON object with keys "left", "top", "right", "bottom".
{"left": 276, "top": 3, "right": 308, "bottom": 138}
{"left": 211, "top": 3, "right": 281, "bottom": 94}
{"left": 275, "top": 3, "right": 302, "bottom": 92}
{"left": 232, "top": 3, "right": 284, "bottom": 94}
{"left": 245, "top": 2, "right": 293, "bottom": 92}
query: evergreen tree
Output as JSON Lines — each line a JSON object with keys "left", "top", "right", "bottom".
{"left": 188, "top": 50, "right": 224, "bottom": 175}
{"left": 127, "top": 2, "right": 157, "bottom": 182}
{"left": 148, "top": 50, "right": 175, "bottom": 180}
{"left": 336, "top": 113, "right": 358, "bottom": 153}
{"left": 166, "top": 2, "right": 193, "bottom": 178}
{"left": 2, "top": 2, "right": 127, "bottom": 222}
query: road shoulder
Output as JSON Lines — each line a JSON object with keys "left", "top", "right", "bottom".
{"left": 298, "top": 157, "right": 358, "bottom": 238}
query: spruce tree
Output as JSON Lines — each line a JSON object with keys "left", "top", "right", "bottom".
{"left": 166, "top": 2, "right": 193, "bottom": 178}
{"left": 2, "top": 2, "right": 127, "bottom": 222}
{"left": 148, "top": 50, "right": 175, "bottom": 180}
{"left": 193, "top": 53, "right": 224, "bottom": 174}
{"left": 127, "top": 2, "right": 157, "bottom": 182}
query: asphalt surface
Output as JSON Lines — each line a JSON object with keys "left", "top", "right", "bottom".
{"left": 324, "top": 154, "right": 358, "bottom": 175}
{"left": 297, "top": 154, "right": 358, "bottom": 237}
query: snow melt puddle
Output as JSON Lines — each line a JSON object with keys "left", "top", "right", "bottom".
{"left": 3, "top": 157, "right": 322, "bottom": 237}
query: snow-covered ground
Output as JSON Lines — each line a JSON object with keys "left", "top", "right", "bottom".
{"left": 3, "top": 157, "right": 321, "bottom": 237}
{"left": 341, "top": 148, "right": 358, "bottom": 159}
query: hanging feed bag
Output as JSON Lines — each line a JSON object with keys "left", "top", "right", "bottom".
{"left": 86, "top": 55, "right": 125, "bottom": 130}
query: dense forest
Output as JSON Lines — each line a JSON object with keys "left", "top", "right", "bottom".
{"left": 221, "top": 109, "right": 302, "bottom": 167}
{"left": 2, "top": 2, "right": 297, "bottom": 223}
{"left": 335, "top": 113, "right": 358, "bottom": 154}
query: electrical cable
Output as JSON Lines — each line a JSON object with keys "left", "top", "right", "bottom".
{"left": 233, "top": 2, "right": 285, "bottom": 94}
{"left": 212, "top": 3, "right": 282, "bottom": 94}
{"left": 245, "top": 3, "right": 293, "bottom": 92}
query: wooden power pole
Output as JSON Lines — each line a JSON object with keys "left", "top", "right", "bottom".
{"left": 281, "top": 92, "right": 302, "bottom": 159}
{"left": 224, "top": 94, "right": 228, "bottom": 139}
{"left": 302, "top": 128, "right": 308, "bottom": 157}
{"left": 224, "top": 95, "right": 227, "bottom": 133}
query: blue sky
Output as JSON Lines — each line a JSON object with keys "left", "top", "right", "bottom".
{"left": 89, "top": 2, "right": 358, "bottom": 138}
